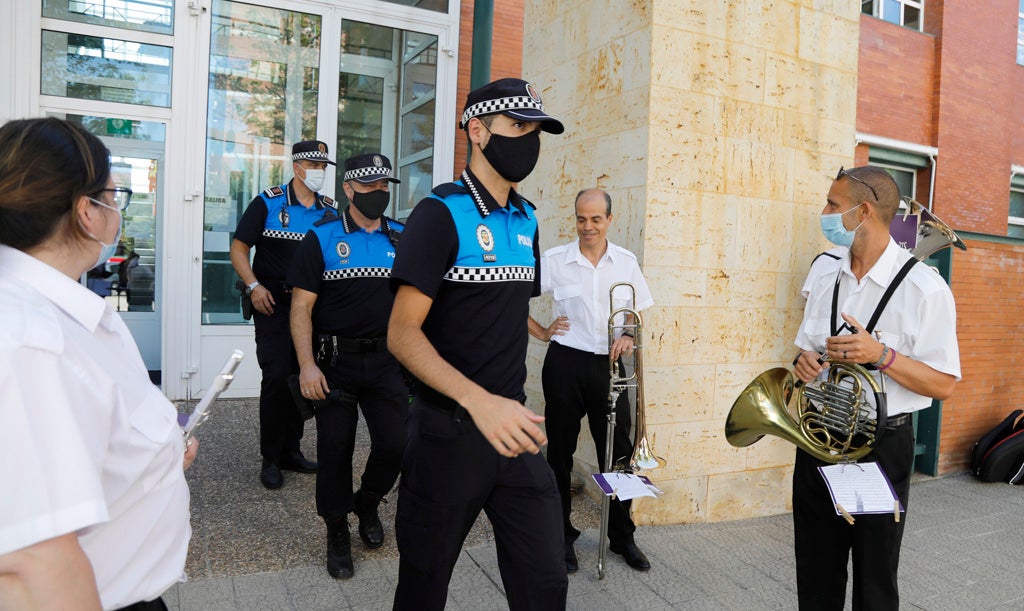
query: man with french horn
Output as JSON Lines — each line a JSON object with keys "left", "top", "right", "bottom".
{"left": 792, "top": 166, "right": 961, "bottom": 610}
{"left": 528, "top": 188, "right": 654, "bottom": 573}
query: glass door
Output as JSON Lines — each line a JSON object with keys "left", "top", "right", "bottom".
{"left": 53, "top": 113, "right": 166, "bottom": 374}
{"left": 194, "top": 0, "right": 456, "bottom": 393}
{"left": 201, "top": 0, "right": 322, "bottom": 325}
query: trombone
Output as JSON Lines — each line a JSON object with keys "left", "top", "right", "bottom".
{"left": 596, "top": 282, "right": 665, "bottom": 579}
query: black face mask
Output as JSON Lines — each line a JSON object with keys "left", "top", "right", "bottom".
{"left": 350, "top": 189, "right": 390, "bottom": 220}
{"left": 479, "top": 127, "right": 541, "bottom": 183}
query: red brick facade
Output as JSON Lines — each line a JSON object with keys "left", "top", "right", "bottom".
{"left": 857, "top": 4, "right": 1024, "bottom": 473}
{"left": 452, "top": 0, "right": 524, "bottom": 177}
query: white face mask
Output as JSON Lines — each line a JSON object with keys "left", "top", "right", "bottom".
{"left": 84, "top": 197, "right": 122, "bottom": 269}
{"left": 301, "top": 168, "right": 325, "bottom": 192}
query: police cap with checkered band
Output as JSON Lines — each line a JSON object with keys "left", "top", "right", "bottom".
{"left": 459, "top": 78, "right": 564, "bottom": 135}
{"left": 292, "top": 140, "right": 336, "bottom": 165}
{"left": 343, "top": 153, "right": 401, "bottom": 184}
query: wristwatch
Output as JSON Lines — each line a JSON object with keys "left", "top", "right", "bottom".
{"left": 245, "top": 281, "right": 260, "bottom": 295}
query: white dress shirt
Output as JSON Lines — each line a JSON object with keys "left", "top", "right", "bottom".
{"left": 540, "top": 239, "right": 654, "bottom": 354}
{"left": 796, "top": 238, "right": 961, "bottom": 416}
{"left": 0, "top": 245, "right": 190, "bottom": 610}
{"left": 801, "top": 246, "right": 848, "bottom": 298}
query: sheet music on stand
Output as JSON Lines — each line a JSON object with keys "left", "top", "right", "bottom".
{"left": 592, "top": 472, "right": 663, "bottom": 501}
{"left": 181, "top": 350, "right": 244, "bottom": 442}
{"left": 818, "top": 461, "right": 903, "bottom": 523}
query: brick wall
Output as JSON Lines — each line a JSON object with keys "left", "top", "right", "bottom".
{"left": 452, "top": 0, "right": 525, "bottom": 177}
{"left": 856, "top": 16, "right": 936, "bottom": 147}
{"left": 943, "top": 238, "right": 1024, "bottom": 473}
{"left": 930, "top": 1, "right": 1019, "bottom": 233}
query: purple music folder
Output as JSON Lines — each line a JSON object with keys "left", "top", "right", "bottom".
{"left": 889, "top": 214, "right": 919, "bottom": 251}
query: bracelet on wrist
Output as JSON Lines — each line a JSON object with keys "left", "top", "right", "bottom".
{"left": 621, "top": 331, "right": 634, "bottom": 338}
{"left": 878, "top": 348, "right": 898, "bottom": 371}
{"left": 247, "top": 280, "right": 260, "bottom": 291}
{"left": 873, "top": 345, "right": 889, "bottom": 368}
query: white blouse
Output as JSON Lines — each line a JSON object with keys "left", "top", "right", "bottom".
{"left": 0, "top": 244, "right": 190, "bottom": 610}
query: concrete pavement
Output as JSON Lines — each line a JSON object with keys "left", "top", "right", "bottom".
{"left": 166, "top": 399, "right": 1024, "bottom": 610}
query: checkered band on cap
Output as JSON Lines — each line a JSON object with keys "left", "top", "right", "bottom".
{"left": 344, "top": 166, "right": 394, "bottom": 182}
{"left": 461, "top": 96, "right": 544, "bottom": 127}
{"left": 293, "top": 151, "right": 331, "bottom": 162}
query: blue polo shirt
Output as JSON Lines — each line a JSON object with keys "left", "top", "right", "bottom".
{"left": 233, "top": 180, "right": 338, "bottom": 292}
{"left": 288, "top": 208, "right": 403, "bottom": 337}
{"left": 390, "top": 169, "right": 541, "bottom": 401}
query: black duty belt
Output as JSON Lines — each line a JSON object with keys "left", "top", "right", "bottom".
{"left": 886, "top": 413, "right": 912, "bottom": 429}
{"left": 418, "top": 385, "right": 461, "bottom": 415}
{"left": 318, "top": 334, "right": 387, "bottom": 354}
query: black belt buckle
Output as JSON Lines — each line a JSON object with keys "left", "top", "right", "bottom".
{"left": 355, "top": 337, "right": 384, "bottom": 353}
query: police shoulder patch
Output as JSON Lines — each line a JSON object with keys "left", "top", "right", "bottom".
{"left": 431, "top": 182, "right": 469, "bottom": 199}
{"left": 263, "top": 186, "right": 285, "bottom": 198}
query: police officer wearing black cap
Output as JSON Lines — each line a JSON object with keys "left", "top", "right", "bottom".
{"left": 388, "top": 77, "right": 567, "bottom": 610}
{"left": 287, "top": 153, "right": 407, "bottom": 580}
{"left": 231, "top": 140, "right": 337, "bottom": 489}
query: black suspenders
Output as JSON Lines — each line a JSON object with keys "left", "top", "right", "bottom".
{"left": 830, "top": 257, "right": 919, "bottom": 338}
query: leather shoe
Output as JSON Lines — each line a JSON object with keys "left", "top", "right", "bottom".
{"left": 325, "top": 518, "right": 354, "bottom": 579}
{"left": 609, "top": 541, "right": 651, "bottom": 571}
{"left": 564, "top": 541, "right": 578, "bottom": 573}
{"left": 280, "top": 451, "right": 318, "bottom": 474}
{"left": 259, "top": 460, "right": 282, "bottom": 490}
{"left": 353, "top": 490, "right": 385, "bottom": 549}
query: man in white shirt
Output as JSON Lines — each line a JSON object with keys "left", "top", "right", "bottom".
{"left": 792, "top": 166, "right": 960, "bottom": 610}
{"left": 528, "top": 188, "right": 654, "bottom": 573}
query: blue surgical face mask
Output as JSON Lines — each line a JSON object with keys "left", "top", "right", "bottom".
{"left": 85, "top": 197, "right": 122, "bottom": 269}
{"left": 819, "top": 203, "right": 863, "bottom": 247}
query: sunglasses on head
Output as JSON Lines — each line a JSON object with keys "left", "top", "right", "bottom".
{"left": 836, "top": 166, "right": 878, "bottom": 202}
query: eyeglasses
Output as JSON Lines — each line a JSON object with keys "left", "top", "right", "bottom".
{"left": 835, "top": 167, "right": 878, "bottom": 202}
{"left": 94, "top": 186, "right": 134, "bottom": 211}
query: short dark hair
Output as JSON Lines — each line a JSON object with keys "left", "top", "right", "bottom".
{"left": 0, "top": 117, "right": 111, "bottom": 250}
{"left": 575, "top": 189, "right": 612, "bottom": 216}
{"left": 841, "top": 166, "right": 900, "bottom": 224}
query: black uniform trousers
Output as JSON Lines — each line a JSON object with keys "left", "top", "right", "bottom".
{"left": 314, "top": 348, "right": 408, "bottom": 520}
{"left": 393, "top": 397, "right": 567, "bottom": 611}
{"left": 541, "top": 341, "right": 636, "bottom": 546}
{"left": 252, "top": 291, "right": 304, "bottom": 465}
{"left": 793, "top": 417, "right": 915, "bottom": 611}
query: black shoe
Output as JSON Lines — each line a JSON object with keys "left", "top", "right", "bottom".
{"left": 353, "top": 489, "right": 385, "bottom": 549}
{"left": 609, "top": 541, "right": 651, "bottom": 571}
{"left": 280, "top": 451, "right": 318, "bottom": 474}
{"left": 325, "top": 518, "right": 354, "bottom": 579}
{"left": 564, "top": 541, "right": 578, "bottom": 574}
{"left": 260, "top": 460, "right": 283, "bottom": 490}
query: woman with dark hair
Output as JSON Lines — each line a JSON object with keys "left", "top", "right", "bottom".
{"left": 0, "top": 117, "right": 197, "bottom": 611}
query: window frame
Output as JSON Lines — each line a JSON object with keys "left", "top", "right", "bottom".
{"left": 1010, "top": 167, "right": 1024, "bottom": 238}
{"left": 862, "top": 0, "right": 925, "bottom": 33}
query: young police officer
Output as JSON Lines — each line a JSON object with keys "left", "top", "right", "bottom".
{"left": 231, "top": 140, "right": 336, "bottom": 489}
{"left": 287, "top": 154, "right": 407, "bottom": 579}
{"left": 388, "top": 78, "right": 567, "bottom": 610}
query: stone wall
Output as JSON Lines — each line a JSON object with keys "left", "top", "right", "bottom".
{"left": 522, "top": 0, "right": 862, "bottom": 523}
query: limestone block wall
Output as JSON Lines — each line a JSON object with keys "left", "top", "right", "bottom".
{"left": 522, "top": 0, "right": 861, "bottom": 523}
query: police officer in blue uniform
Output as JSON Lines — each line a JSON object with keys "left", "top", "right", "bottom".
{"left": 388, "top": 78, "right": 567, "bottom": 610}
{"left": 287, "top": 153, "right": 407, "bottom": 580}
{"left": 230, "top": 140, "right": 336, "bottom": 489}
